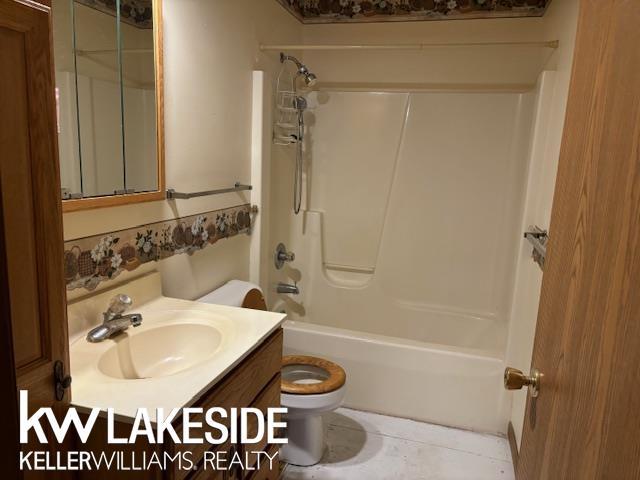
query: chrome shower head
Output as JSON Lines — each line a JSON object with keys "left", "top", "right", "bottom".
{"left": 303, "top": 72, "right": 318, "bottom": 87}
{"left": 280, "top": 53, "right": 318, "bottom": 87}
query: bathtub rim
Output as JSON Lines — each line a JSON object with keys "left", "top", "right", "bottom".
{"left": 283, "top": 319, "right": 504, "bottom": 360}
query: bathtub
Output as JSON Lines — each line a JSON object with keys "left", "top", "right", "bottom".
{"left": 282, "top": 320, "right": 509, "bottom": 434}
{"left": 264, "top": 87, "right": 536, "bottom": 436}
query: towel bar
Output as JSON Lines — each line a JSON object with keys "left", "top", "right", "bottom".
{"left": 166, "top": 182, "right": 252, "bottom": 200}
{"left": 524, "top": 226, "right": 548, "bottom": 270}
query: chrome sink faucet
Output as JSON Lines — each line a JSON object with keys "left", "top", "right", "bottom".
{"left": 86, "top": 294, "right": 143, "bottom": 343}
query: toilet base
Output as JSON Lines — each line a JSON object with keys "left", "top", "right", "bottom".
{"left": 280, "top": 414, "right": 325, "bottom": 466}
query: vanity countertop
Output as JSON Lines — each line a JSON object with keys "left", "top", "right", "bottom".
{"left": 69, "top": 295, "right": 286, "bottom": 422}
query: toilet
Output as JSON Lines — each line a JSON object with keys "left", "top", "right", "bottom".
{"left": 280, "top": 355, "right": 347, "bottom": 466}
{"left": 197, "top": 281, "right": 347, "bottom": 466}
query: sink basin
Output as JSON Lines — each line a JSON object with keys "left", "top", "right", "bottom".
{"left": 97, "top": 323, "right": 222, "bottom": 379}
{"left": 68, "top": 286, "right": 286, "bottom": 421}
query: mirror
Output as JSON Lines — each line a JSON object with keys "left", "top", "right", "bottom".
{"left": 52, "top": 0, "right": 164, "bottom": 210}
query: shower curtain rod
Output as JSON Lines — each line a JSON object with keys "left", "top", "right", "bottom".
{"left": 260, "top": 40, "right": 559, "bottom": 51}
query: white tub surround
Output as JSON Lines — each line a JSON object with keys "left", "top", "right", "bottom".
{"left": 269, "top": 88, "right": 537, "bottom": 355}
{"left": 67, "top": 272, "right": 285, "bottom": 421}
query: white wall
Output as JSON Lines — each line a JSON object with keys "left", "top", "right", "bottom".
{"left": 63, "top": 0, "right": 302, "bottom": 301}
{"left": 300, "top": 14, "right": 558, "bottom": 88}
{"left": 504, "top": 0, "right": 580, "bottom": 449}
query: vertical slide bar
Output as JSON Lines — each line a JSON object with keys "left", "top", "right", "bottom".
{"left": 250, "top": 71, "right": 265, "bottom": 286}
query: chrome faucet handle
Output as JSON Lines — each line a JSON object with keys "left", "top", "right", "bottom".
{"left": 275, "top": 243, "right": 296, "bottom": 270}
{"left": 106, "top": 294, "right": 132, "bottom": 317}
{"left": 129, "top": 313, "right": 143, "bottom": 327}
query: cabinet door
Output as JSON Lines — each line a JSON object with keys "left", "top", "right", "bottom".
{"left": 0, "top": 0, "right": 71, "bottom": 472}
{"left": 241, "top": 375, "right": 281, "bottom": 477}
{"left": 247, "top": 445, "right": 280, "bottom": 480}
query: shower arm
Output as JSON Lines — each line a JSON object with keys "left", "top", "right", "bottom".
{"left": 280, "top": 53, "right": 317, "bottom": 87}
{"left": 281, "top": 53, "right": 304, "bottom": 71}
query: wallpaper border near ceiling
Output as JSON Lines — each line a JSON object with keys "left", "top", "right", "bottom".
{"left": 63, "top": 204, "right": 252, "bottom": 291}
{"left": 76, "top": 0, "right": 154, "bottom": 29}
{"left": 275, "top": 0, "right": 551, "bottom": 24}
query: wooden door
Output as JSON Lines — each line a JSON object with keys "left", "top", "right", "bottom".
{"left": 517, "top": 1, "right": 640, "bottom": 479}
{"left": 0, "top": 0, "right": 71, "bottom": 474}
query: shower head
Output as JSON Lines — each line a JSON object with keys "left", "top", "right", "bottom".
{"left": 303, "top": 72, "right": 318, "bottom": 87}
{"left": 280, "top": 53, "right": 318, "bottom": 87}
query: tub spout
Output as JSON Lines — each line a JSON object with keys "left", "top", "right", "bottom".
{"left": 277, "top": 282, "right": 299, "bottom": 295}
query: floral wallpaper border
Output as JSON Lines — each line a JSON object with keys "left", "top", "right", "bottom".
{"left": 76, "top": 0, "right": 153, "bottom": 29}
{"left": 276, "top": 0, "right": 551, "bottom": 23}
{"left": 64, "top": 204, "right": 252, "bottom": 291}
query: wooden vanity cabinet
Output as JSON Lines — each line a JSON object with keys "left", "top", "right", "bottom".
{"left": 173, "top": 328, "right": 283, "bottom": 480}
{"left": 79, "top": 328, "right": 283, "bottom": 480}
{"left": 187, "top": 376, "right": 281, "bottom": 480}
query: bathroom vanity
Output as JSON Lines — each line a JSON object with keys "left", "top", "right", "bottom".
{"left": 68, "top": 274, "right": 286, "bottom": 480}
{"left": 77, "top": 330, "right": 282, "bottom": 479}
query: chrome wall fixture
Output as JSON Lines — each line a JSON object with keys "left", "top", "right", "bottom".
{"left": 276, "top": 53, "right": 318, "bottom": 215}
{"left": 277, "top": 282, "right": 300, "bottom": 295}
{"left": 280, "top": 53, "right": 317, "bottom": 87}
{"left": 262, "top": 41, "right": 560, "bottom": 51}
{"left": 166, "top": 182, "right": 252, "bottom": 200}
{"left": 524, "top": 226, "right": 548, "bottom": 270}
{"left": 275, "top": 243, "right": 295, "bottom": 269}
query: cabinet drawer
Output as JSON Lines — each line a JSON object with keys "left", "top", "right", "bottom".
{"left": 189, "top": 460, "right": 225, "bottom": 480}
{"left": 190, "top": 470, "right": 224, "bottom": 480}
{"left": 243, "top": 374, "right": 281, "bottom": 472}
{"left": 171, "top": 329, "right": 283, "bottom": 480}
{"left": 247, "top": 445, "right": 280, "bottom": 480}
{"left": 189, "top": 441, "right": 238, "bottom": 480}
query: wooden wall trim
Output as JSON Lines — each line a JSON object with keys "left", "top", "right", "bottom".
{"left": 62, "top": 190, "right": 165, "bottom": 213}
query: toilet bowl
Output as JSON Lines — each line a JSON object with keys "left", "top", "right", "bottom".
{"left": 280, "top": 355, "right": 347, "bottom": 466}
{"left": 195, "top": 284, "right": 347, "bottom": 466}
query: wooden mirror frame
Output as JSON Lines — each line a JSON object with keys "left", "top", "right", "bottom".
{"left": 62, "top": 0, "right": 165, "bottom": 213}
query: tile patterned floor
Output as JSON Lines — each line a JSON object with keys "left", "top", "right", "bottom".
{"left": 282, "top": 408, "right": 515, "bottom": 480}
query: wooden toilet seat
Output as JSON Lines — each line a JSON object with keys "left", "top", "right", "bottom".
{"left": 281, "top": 355, "right": 346, "bottom": 395}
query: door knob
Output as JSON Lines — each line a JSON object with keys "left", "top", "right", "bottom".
{"left": 504, "top": 367, "right": 541, "bottom": 398}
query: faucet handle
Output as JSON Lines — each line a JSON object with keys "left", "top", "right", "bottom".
{"left": 129, "top": 313, "right": 143, "bottom": 327}
{"left": 107, "top": 294, "right": 132, "bottom": 316}
{"left": 275, "top": 243, "right": 296, "bottom": 270}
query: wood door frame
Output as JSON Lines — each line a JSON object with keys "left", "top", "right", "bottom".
{"left": 1, "top": 0, "right": 72, "bottom": 476}
{"left": 0, "top": 185, "right": 21, "bottom": 479}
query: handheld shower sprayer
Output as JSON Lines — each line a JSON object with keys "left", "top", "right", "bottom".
{"left": 278, "top": 53, "right": 318, "bottom": 215}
